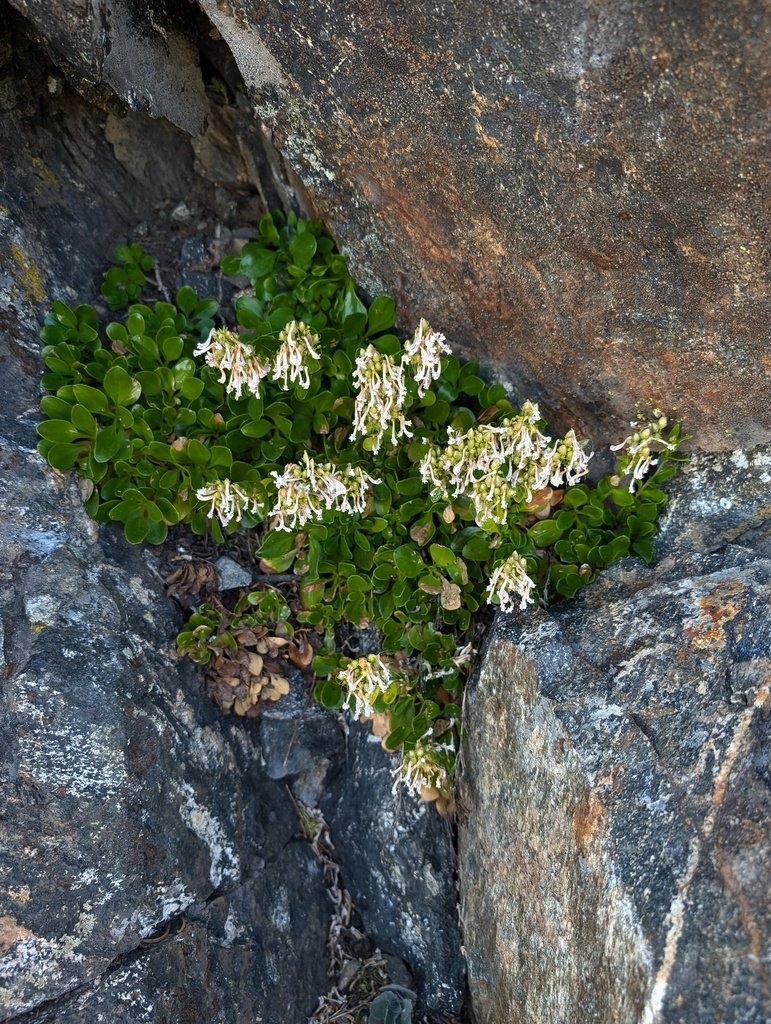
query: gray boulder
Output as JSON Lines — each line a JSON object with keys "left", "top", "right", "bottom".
{"left": 459, "top": 447, "right": 771, "bottom": 1023}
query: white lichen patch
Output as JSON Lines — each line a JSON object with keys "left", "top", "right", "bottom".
{"left": 13, "top": 674, "right": 129, "bottom": 798}
{"left": 270, "top": 885, "right": 291, "bottom": 933}
{"left": 176, "top": 781, "right": 240, "bottom": 888}
{"left": 0, "top": 906, "right": 101, "bottom": 1014}
{"left": 167, "top": 694, "right": 234, "bottom": 771}
{"left": 23, "top": 593, "right": 60, "bottom": 627}
{"left": 114, "top": 880, "right": 196, "bottom": 944}
{"left": 222, "top": 906, "right": 245, "bottom": 948}
{"left": 90, "top": 960, "right": 157, "bottom": 1023}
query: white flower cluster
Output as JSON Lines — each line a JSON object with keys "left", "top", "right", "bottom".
{"left": 196, "top": 478, "right": 262, "bottom": 527}
{"left": 195, "top": 320, "right": 320, "bottom": 399}
{"left": 485, "top": 551, "right": 536, "bottom": 612}
{"left": 392, "top": 737, "right": 453, "bottom": 797}
{"left": 419, "top": 401, "right": 590, "bottom": 527}
{"left": 269, "top": 451, "right": 380, "bottom": 532}
{"left": 350, "top": 344, "right": 412, "bottom": 453}
{"left": 338, "top": 654, "right": 396, "bottom": 718}
{"left": 351, "top": 320, "right": 450, "bottom": 452}
{"left": 402, "top": 318, "right": 452, "bottom": 397}
{"left": 610, "top": 411, "right": 675, "bottom": 492}
{"left": 194, "top": 327, "right": 271, "bottom": 400}
{"left": 272, "top": 320, "right": 320, "bottom": 390}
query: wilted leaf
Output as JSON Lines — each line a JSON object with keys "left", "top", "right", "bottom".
{"left": 287, "top": 635, "right": 314, "bottom": 668}
{"left": 440, "top": 578, "right": 462, "bottom": 611}
{"left": 247, "top": 652, "right": 264, "bottom": 676}
{"left": 370, "top": 712, "right": 391, "bottom": 738}
{"left": 410, "top": 520, "right": 433, "bottom": 546}
{"left": 264, "top": 674, "right": 290, "bottom": 700}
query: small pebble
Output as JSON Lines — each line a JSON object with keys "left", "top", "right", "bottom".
{"left": 215, "top": 556, "right": 252, "bottom": 590}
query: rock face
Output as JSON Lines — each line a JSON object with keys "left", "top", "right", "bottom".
{"left": 200, "top": 0, "right": 769, "bottom": 452}
{"left": 8, "top": 0, "right": 209, "bottom": 133}
{"left": 5, "top": 1, "right": 770, "bottom": 1020}
{"left": 0, "top": 422, "right": 331, "bottom": 1023}
{"left": 459, "top": 446, "right": 771, "bottom": 1024}
{"left": 10, "top": 0, "right": 769, "bottom": 450}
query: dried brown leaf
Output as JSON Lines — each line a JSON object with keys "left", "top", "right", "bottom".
{"left": 287, "top": 636, "right": 314, "bottom": 668}
{"left": 440, "top": 578, "right": 462, "bottom": 611}
{"left": 264, "top": 674, "right": 290, "bottom": 700}
{"left": 409, "top": 520, "right": 432, "bottom": 546}
{"left": 370, "top": 712, "right": 391, "bottom": 738}
{"left": 247, "top": 653, "right": 264, "bottom": 676}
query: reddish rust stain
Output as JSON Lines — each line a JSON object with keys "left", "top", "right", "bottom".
{"left": 574, "top": 789, "right": 606, "bottom": 854}
{"left": 685, "top": 579, "right": 744, "bottom": 649}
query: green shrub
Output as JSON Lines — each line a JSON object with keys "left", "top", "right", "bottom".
{"left": 37, "top": 210, "right": 686, "bottom": 801}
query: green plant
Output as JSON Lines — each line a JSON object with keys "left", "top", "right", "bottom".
{"left": 37, "top": 210, "right": 687, "bottom": 801}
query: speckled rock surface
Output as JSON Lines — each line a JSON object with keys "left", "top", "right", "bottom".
{"left": 0, "top": 425, "right": 332, "bottom": 1023}
{"left": 459, "top": 447, "right": 771, "bottom": 1024}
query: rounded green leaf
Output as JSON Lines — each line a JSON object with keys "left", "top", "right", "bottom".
{"left": 94, "top": 424, "right": 124, "bottom": 463}
{"left": 257, "top": 530, "right": 297, "bottom": 559}
{"left": 124, "top": 512, "right": 150, "bottom": 544}
{"left": 72, "top": 384, "right": 110, "bottom": 413}
{"left": 175, "top": 286, "right": 197, "bottom": 315}
{"left": 314, "top": 678, "right": 343, "bottom": 709}
{"left": 289, "top": 232, "right": 317, "bottom": 267}
{"left": 178, "top": 377, "right": 204, "bottom": 400}
{"left": 40, "top": 396, "right": 74, "bottom": 419}
{"left": 240, "top": 247, "right": 277, "bottom": 279}
{"left": 393, "top": 544, "right": 425, "bottom": 579}
{"left": 42, "top": 441, "right": 83, "bottom": 470}
{"left": 563, "top": 487, "right": 590, "bottom": 509}
{"left": 37, "top": 419, "right": 81, "bottom": 443}
{"left": 103, "top": 365, "right": 135, "bottom": 406}
{"left": 70, "top": 404, "right": 97, "bottom": 438}
{"left": 610, "top": 485, "right": 635, "bottom": 507}
{"left": 347, "top": 574, "right": 370, "bottom": 593}
{"left": 528, "top": 519, "right": 565, "bottom": 548}
{"left": 162, "top": 336, "right": 184, "bottom": 362}
{"left": 366, "top": 295, "right": 396, "bottom": 336}
{"left": 429, "top": 543, "right": 457, "bottom": 569}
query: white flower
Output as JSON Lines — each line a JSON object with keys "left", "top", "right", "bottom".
{"left": 272, "top": 320, "right": 320, "bottom": 391}
{"left": 269, "top": 452, "right": 380, "bottom": 531}
{"left": 610, "top": 411, "right": 675, "bottom": 492}
{"left": 402, "top": 318, "right": 451, "bottom": 397}
{"left": 546, "top": 428, "right": 592, "bottom": 487}
{"left": 338, "top": 655, "right": 396, "bottom": 718}
{"left": 350, "top": 344, "right": 412, "bottom": 453}
{"left": 419, "top": 403, "right": 567, "bottom": 526}
{"left": 485, "top": 552, "right": 536, "bottom": 612}
{"left": 194, "top": 328, "right": 271, "bottom": 400}
{"left": 196, "top": 478, "right": 262, "bottom": 527}
{"left": 392, "top": 737, "right": 453, "bottom": 797}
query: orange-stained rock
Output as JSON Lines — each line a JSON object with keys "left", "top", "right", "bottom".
{"left": 198, "top": 0, "right": 770, "bottom": 451}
